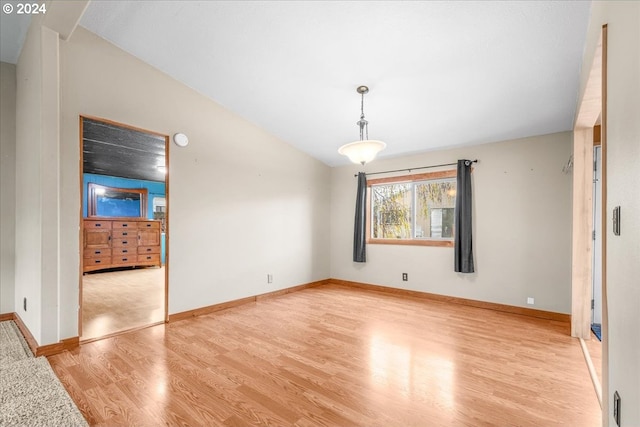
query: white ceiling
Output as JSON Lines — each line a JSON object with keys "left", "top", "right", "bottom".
{"left": 4, "top": 1, "right": 591, "bottom": 166}
{"left": 0, "top": 2, "right": 32, "bottom": 64}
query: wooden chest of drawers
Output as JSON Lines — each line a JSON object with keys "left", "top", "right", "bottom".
{"left": 83, "top": 218, "right": 162, "bottom": 273}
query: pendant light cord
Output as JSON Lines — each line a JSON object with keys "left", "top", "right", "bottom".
{"left": 358, "top": 91, "right": 369, "bottom": 140}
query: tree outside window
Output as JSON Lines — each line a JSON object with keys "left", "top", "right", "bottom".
{"left": 371, "top": 183, "right": 412, "bottom": 239}
{"left": 415, "top": 180, "right": 456, "bottom": 238}
{"left": 368, "top": 170, "right": 456, "bottom": 246}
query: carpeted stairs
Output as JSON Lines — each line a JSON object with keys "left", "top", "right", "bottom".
{"left": 0, "top": 320, "right": 88, "bottom": 426}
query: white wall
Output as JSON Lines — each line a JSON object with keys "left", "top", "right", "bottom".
{"left": 58, "top": 27, "right": 331, "bottom": 321}
{"left": 12, "top": 2, "right": 331, "bottom": 344}
{"left": 14, "top": 22, "right": 45, "bottom": 340}
{"left": 0, "top": 62, "right": 16, "bottom": 314}
{"left": 330, "top": 132, "right": 573, "bottom": 313}
{"left": 581, "top": 2, "right": 640, "bottom": 426}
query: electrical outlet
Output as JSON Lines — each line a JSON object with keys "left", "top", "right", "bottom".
{"left": 402, "top": 273, "right": 408, "bottom": 281}
{"left": 267, "top": 274, "right": 273, "bottom": 284}
{"left": 527, "top": 297, "right": 535, "bottom": 305}
{"left": 23, "top": 297, "right": 27, "bottom": 311}
{"left": 613, "top": 391, "right": 621, "bottom": 426}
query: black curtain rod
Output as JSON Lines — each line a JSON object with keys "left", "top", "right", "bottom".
{"left": 354, "top": 159, "right": 478, "bottom": 177}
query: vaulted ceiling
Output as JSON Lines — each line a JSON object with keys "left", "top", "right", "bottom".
{"left": 2, "top": 1, "right": 591, "bottom": 166}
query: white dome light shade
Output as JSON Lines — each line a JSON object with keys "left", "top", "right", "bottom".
{"left": 338, "top": 139, "right": 387, "bottom": 165}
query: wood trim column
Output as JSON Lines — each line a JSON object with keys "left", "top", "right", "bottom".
{"left": 571, "top": 128, "right": 593, "bottom": 339}
{"left": 572, "top": 25, "right": 604, "bottom": 340}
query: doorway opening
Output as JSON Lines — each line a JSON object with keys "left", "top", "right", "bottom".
{"left": 572, "top": 25, "right": 607, "bottom": 411}
{"left": 591, "top": 142, "right": 602, "bottom": 341}
{"left": 79, "top": 116, "right": 169, "bottom": 341}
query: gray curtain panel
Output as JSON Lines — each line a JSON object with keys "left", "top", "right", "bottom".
{"left": 454, "top": 160, "right": 474, "bottom": 273}
{"left": 353, "top": 172, "right": 367, "bottom": 262}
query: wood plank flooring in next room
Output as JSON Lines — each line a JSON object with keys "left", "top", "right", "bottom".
{"left": 49, "top": 284, "right": 601, "bottom": 426}
{"left": 82, "top": 267, "right": 165, "bottom": 340}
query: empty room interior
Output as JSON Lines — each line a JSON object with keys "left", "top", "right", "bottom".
{"left": 0, "top": 1, "right": 638, "bottom": 426}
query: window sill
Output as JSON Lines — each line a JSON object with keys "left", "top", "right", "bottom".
{"left": 367, "top": 238, "right": 454, "bottom": 247}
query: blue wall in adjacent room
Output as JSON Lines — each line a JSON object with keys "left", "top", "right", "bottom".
{"left": 83, "top": 173, "right": 165, "bottom": 219}
{"left": 83, "top": 173, "right": 166, "bottom": 264}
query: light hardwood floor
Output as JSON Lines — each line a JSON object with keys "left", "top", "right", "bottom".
{"left": 585, "top": 331, "right": 603, "bottom": 388}
{"left": 51, "top": 284, "right": 600, "bottom": 426}
{"left": 82, "top": 267, "right": 165, "bottom": 341}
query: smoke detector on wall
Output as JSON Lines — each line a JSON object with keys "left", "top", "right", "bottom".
{"left": 173, "top": 133, "right": 189, "bottom": 147}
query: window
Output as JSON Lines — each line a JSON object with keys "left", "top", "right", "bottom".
{"left": 152, "top": 197, "right": 166, "bottom": 233}
{"left": 368, "top": 170, "right": 456, "bottom": 247}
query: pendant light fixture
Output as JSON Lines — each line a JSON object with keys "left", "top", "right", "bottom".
{"left": 338, "top": 85, "right": 386, "bottom": 165}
